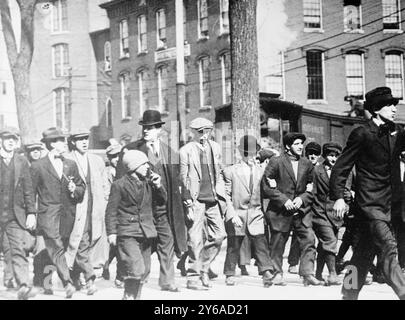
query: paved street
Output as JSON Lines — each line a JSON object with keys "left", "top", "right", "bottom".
{"left": 0, "top": 243, "right": 398, "bottom": 300}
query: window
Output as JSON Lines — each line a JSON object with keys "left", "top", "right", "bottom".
{"left": 385, "top": 51, "right": 404, "bottom": 99}
{"left": 106, "top": 98, "right": 112, "bottom": 127}
{"left": 220, "top": 0, "right": 229, "bottom": 34}
{"left": 265, "top": 52, "right": 284, "bottom": 98}
{"left": 343, "top": 1, "right": 362, "bottom": 31}
{"left": 119, "top": 72, "right": 131, "bottom": 119}
{"left": 306, "top": 50, "right": 324, "bottom": 100}
{"left": 52, "top": 43, "right": 69, "bottom": 77}
{"left": 383, "top": 0, "right": 401, "bottom": 30}
{"left": 303, "top": 0, "right": 322, "bottom": 29}
{"left": 198, "top": 56, "right": 211, "bottom": 107}
{"left": 53, "top": 88, "right": 70, "bottom": 129}
{"left": 138, "top": 70, "right": 148, "bottom": 115}
{"left": 198, "top": 0, "right": 209, "bottom": 38}
{"left": 156, "top": 9, "right": 167, "bottom": 49}
{"left": 345, "top": 52, "right": 365, "bottom": 99}
{"left": 104, "top": 41, "right": 111, "bottom": 71}
{"left": 157, "top": 66, "right": 169, "bottom": 112}
{"left": 220, "top": 52, "right": 231, "bottom": 104}
{"left": 51, "top": 0, "right": 68, "bottom": 32}
{"left": 119, "top": 19, "right": 129, "bottom": 58}
{"left": 137, "top": 15, "right": 147, "bottom": 53}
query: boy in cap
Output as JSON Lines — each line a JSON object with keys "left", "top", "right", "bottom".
{"left": 331, "top": 86, "right": 405, "bottom": 299}
{"left": 222, "top": 135, "right": 273, "bottom": 286}
{"left": 106, "top": 150, "right": 167, "bottom": 300}
{"left": 262, "top": 132, "right": 320, "bottom": 286}
{"left": 25, "top": 142, "right": 44, "bottom": 163}
{"left": 305, "top": 142, "right": 322, "bottom": 166}
{"left": 179, "top": 117, "right": 226, "bottom": 290}
{"left": 312, "top": 142, "right": 343, "bottom": 285}
{"left": 0, "top": 128, "right": 37, "bottom": 299}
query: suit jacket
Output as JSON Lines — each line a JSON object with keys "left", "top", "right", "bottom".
{"left": 105, "top": 174, "right": 167, "bottom": 238}
{"left": 261, "top": 153, "right": 314, "bottom": 232}
{"left": 30, "top": 156, "right": 85, "bottom": 239}
{"left": 222, "top": 161, "right": 266, "bottom": 236}
{"left": 115, "top": 139, "right": 187, "bottom": 253}
{"left": 7, "top": 154, "right": 36, "bottom": 229}
{"left": 330, "top": 120, "right": 405, "bottom": 222}
{"left": 312, "top": 162, "right": 343, "bottom": 229}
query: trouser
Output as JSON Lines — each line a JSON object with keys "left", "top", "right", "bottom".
{"left": 187, "top": 201, "right": 226, "bottom": 279}
{"left": 239, "top": 235, "right": 252, "bottom": 266}
{"left": 224, "top": 234, "right": 272, "bottom": 276}
{"left": 342, "top": 219, "right": 405, "bottom": 300}
{"left": 313, "top": 224, "right": 339, "bottom": 276}
{"left": 2, "top": 232, "right": 14, "bottom": 284}
{"left": 287, "top": 231, "right": 300, "bottom": 266}
{"left": 0, "top": 220, "right": 29, "bottom": 287}
{"left": 392, "top": 217, "right": 405, "bottom": 269}
{"left": 152, "top": 214, "right": 176, "bottom": 287}
{"left": 269, "top": 216, "right": 316, "bottom": 277}
{"left": 43, "top": 236, "right": 72, "bottom": 287}
{"left": 70, "top": 230, "right": 95, "bottom": 283}
{"left": 104, "top": 244, "right": 124, "bottom": 281}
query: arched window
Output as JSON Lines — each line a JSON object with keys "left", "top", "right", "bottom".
{"left": 306, "top": 49, "right": 324, "bottom": 100}
{"left": 52, "top": 43, "right": 69, "bottom": 77}
{"left": 137, "top": 69, "right": 148, "bottom": 115}
{"left": 51, "top": 0, "right": 68, "bottom": 33}
{"left": 104, "top": 41, "right": 111, "bottom": 71}
{"left": 197, "top": 0, "right": 209, "bottom": 38}
{"left": 219, "top": 51, "right": 231, "bottom": 104}
{"left": 156, "top": 9, "right": 167, "bottom": 49}
{"left": 137, "top": 15, "right": 148, "bottom": 53}
{"left": 119, "top": 19, "right": 129, "bottom": 58}
{"left": 119, "top": 72, "right": 131, "bottom": 119}
{"left": 345, "top": 50, "right": 365, "bottom": 99}
{"left": 198, "top": 56, "right": 211, "bottom": 108}
{"left": 157, "top": 65, "right": 168, "bottom": 112}
{"left": 385, "top": 50, "right": 404, "bottom": 99}
{"left": 106, "top": 98, "right": 112, "bottom": 127}
{"left": 53, "top": 87, "right": 70, "bottom": 129}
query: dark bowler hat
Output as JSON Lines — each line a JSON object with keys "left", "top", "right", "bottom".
{"left": 283, "top": 132, "right": 306, "bottom": 147}
{"left": 40, "top": 127, "right": 68, "bottom": 143}
{"left": 139, "top": 110, "right": 165, "bottom": 126}
{"left": 305, "top": 141, "right": 321, "bottom": 155}
{"left": 0, "top": 127, "right": 20, "bottom": 140}
{"left": 25, "top": 142, "right": 43, "bottom": 151}
{"left": 238, "top": 135, "right": 261, "bottom": 155}
{"left": 70, "top": 128, "right": 90, "bottom": 140}
{"left": 322, "top": 142, "right": 342, "bottom": 157}
{"left": 363, "top": 87, "right": 399, "bottom": 114}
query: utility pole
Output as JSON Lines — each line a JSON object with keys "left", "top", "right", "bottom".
{"left": 175, "top": 0, "right": 187, "bottom": 147}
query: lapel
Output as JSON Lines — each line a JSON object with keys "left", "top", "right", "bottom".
{"left": 191, "top": 142, "right": 202, "bottom": 179}
{"left": 319, "top": 163, "right": 330, "bottom": 185}
{"left": 369, "top": 120, "right": 390, "bottom": 154}
{"left": 389, "top": 128, "right": 398, "bottom": 157}
{"left": 44, "top": 156, "right": 61, "bottom": 181}
{"left": 252, "top": 164, "right": 260, "bottom": 194}
{"left": 72, "top": 152, "right": 86, "bottom": 182}
{"left": 125, "top": 175, "right": 143, "bottom": 208}
{"left": 281, "top": 154, "right": 296, "bottom": 185}
{"left": 13, "top": 154, "right": 21, "bottom": 190}
{"left": 62, "top": 158, "right": 70, "bottom": 182}
{"left": 296, "top": 158, "right": 306, "bottom": 187}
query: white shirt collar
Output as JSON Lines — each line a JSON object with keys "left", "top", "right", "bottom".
{"left": 373, "top": 117, "right": 385, "bottom": 127}
{"left": 0, "top": 149, "right": 13, "bottom": 160}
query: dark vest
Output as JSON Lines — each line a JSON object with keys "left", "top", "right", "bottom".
{"left": 0, "top": 158, "right": 15, "bottom": 224}
{"left": 197, "top": 145, "right": 216, "bottom": 203}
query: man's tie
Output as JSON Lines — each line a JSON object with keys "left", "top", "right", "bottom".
{"left": 54, "top": 154, "right": 63, "bottom": 160}
{"left": 249, "top": 165, "right": 254, "bottom": 194}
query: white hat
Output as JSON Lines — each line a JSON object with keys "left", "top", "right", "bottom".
{"left": 123, "top": 150, "right": 149, "bottom": 172}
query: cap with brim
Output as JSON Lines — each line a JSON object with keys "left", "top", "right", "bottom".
{"left": 283, "top": 132, "right": 306, "bottom": 147}
{"left": 238, "top": 135, "right": 261, "bottom": 155}
{"left": 40, "top": 127, "right": 68, "bottom": 143}
{"left": 25, "top": 143, "right": 43, "bottom": 151}
{"left": 322, "top": 142, "right": 342, "bottom": 157}
{"left": 189, "top": 117, "right": 214, "bottom": 130}
{"left": 0, "top": 127, "right": 20, "bottom": 140}
{"left": 106, "top": 144, "right": 122, "bottom": 157}
{"left": 305, "top": 142, "right": 322, "bottom": 155}
{"left": 70, "top": 128, "right": 90, "bottom": 140}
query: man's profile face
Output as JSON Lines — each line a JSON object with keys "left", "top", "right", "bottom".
{"left": 287, "top": 139, "right": 304, "bottom": 157}
{"left": 143, "top": 125, "right": 161, "bottom": 142}
{"left": 377, "top": 104, "right": 397, "bottom": 122}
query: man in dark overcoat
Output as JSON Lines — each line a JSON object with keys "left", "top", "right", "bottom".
{"left": 331, "top": 86, "right": 405, "bottom": 300}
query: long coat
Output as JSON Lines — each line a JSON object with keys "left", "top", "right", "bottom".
{"left": 116, "top": 139, "right": 187, "bottom": 254}
{"left": 312, "top": 162, "right": 344, "bottom": 229}
{"left": 64, "top": 152, "right": 110, "bottom": 267}
{"left": 330, "top": 120, "right": 405, "bottom": 222}
{"left": 222, "top": 161, "right": 266, "bottom": 236}
{"left": 30, "top": 156, "right": 85, "bottom": 239}
{"left": 261, "top": 153, "right": 314, "bottom": 233}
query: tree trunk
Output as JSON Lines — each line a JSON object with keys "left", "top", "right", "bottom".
{"left": 0, "top": 0, "right": 38, "bottom": 143}
{"left": 229, "top": 0, "right": 260, "bottom": 161}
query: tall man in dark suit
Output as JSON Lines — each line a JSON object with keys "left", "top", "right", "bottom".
{"left": 0, "top": 128, "right": 37, "bottom": 300}
{"left": 262, "top": 132, "right": 322, "bottom": 286}
{"left": 31, "top": 127, "right": 86, "bottom": 298}
{"left": 116, "top": 110, "right": 186, "bottom": 292}
{"left": 331, "top": 87, "right": 405, "bottom": 300}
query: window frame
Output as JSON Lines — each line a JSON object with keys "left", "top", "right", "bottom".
{"left": 104, "top": 41, "right": 112, "bottom": 71}
{"left": 119, "top": 72, "right": 131, "bottom": 119}
{"left": 119, "top": 19, "right": 130, "bottom": 59}
{"left": 106, "top": 98, "right": 113, "bottom": 127}
{"left": 303, "top": 0, "right": 323, "bottom": 32}
{"left": 137, "top": 14, "right": 148, "bottom": 53}
{"left": 198, "top": 56, "right": 211, "bottom": 108}
{"left": 137, "top": 69, "right": 148, "bottom": 115}
{"left": 265, "top": 52, "right": 285, "bottom": 99}
{"left": 156, "top": 8, "right": 167, "bottom": 49}
{"left": 197, "top": 0, "right": 209, "bottom": 39}
{"left": 219, "top": 0, "right": 229, "bottom": 35}
{"left": 52, "top": 43, "right": 69, "bottom": 78}
{"left": 220, "top": 52, "right": 231, "bottom": 104}
{"left": 157, "top": 65, "right": 169, "bottom": 113}
{"left": 306, "top": 49, "right": 326, "bottom": 102}
{"left": 51, "top": 0, "right": 68, "bottom": 33}
{"left": 53, "top": 87, "right": 70, "bottom": 129}
{"left": 343, "top": 4, "right": 363, "bottom": 33}
{"left": 345, "top": 51, "right": 366, "bottom": 100}
{"left": 385, "top": 51, "right": 405, "bottom": 100}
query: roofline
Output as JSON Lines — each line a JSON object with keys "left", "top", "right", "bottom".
{"left": 99, "top": 0, "right": 127, "bottom": 10}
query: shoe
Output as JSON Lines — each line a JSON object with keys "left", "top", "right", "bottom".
{"left": 17, "top": 286, "right": 37, "bottom": 300}
{"left": 240, "top": 265, "right": 249, "bottom": 276}
{"left": 326, "top": 274, "right": 342, "bottom": 286}
{"left": 115, "top": 279, "right": 124, "bottom": 289}
{"left": 65, "top": 283, "right": 75, "bottom": 299}
{"left": 73, "top": 279, "right": 83, "bottom": 291}
{"left": 262, "top": 270, "right": 273, "bottom": 287}
{"left": 200, "top": 272, "right": 212, "bottom": 288}
{"left": 335, "top": 259, "right": 346, "bottom": 274}
{"left": 176, "top": 256, "right": 187, "bottom": 277}
{"left": 122, "top": 292, "right": 135, "bottom": 300}
{"left": 102, "top": 268, "right": 110, "bottom": 280}
{"left": 271, "top": 273, "right": 286, "bottom": 286}
{"left": 288, "top": 265, "right": 299, "bottom": 274}
{"left": 303, "top": 275, "right": 324, "bottom": 287}
{"left": 186, "top": 279, "right": 208, "bottom": 291}
{"left": 225, "top": 276, "right": 236, "bottom": 286}
{"left": 87, "top": 279, "right": 97, "bottom": 295}
{"left": 208, "top": 268, "right": 218, "bottom": 280}
{"left": 161, "top": 284, "right": 180, "bottom": 292}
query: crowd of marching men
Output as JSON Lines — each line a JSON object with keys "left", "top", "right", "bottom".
{"left": 2, "top": 86, "right": 405, "bottom": 300}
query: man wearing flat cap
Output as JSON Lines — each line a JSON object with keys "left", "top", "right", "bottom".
{"left": 179, "top": 117, "right": 226, "bottom": 290}
{"left": 25, "top": 143, "right": 44, "bottom": 164}
{"left": 330, "top": 86, "right": 405, "bottom": 299}
{"left": 0, "top": 128, "right": 38, "bottom": 299}
{"left": 312, "top": 142, "right": 343, "bottom": 286}
{"left": 31, "top": 127, "right": 86, "bottom": 298}
{"left": 64, "top": 129, "right": 110, "bottom": 295}
{"left": 305, "top": 142, "right": 322, "bottom": 166}
{"left": 262, "top": 132, "right": 320, "bottom": 286}
{"left": 116, "top": 110, "right": 186, "bottom": 292}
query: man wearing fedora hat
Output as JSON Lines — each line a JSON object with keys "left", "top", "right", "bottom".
{"left": 179, "top": 117, "right": 227, "bottom": 290}
{"left": 331, "top": 86, "right": 405, "bottom": 299}
{"left": 31, "top": 127, "right": 86, "bottom": 298}
{"left": 262, "top": 132, "right": 321, "bottom": 286}
{"left": 222, "top": 135, "right": 273, "bottom": 287}
{"left": 116, "top": 110, "right": 186, "bottom": 292}
{"left": 0, "top": 128, "right": 38, "bottom": 299}
{"left": 312, "top": 142, "right": 343, "bottom": 286}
